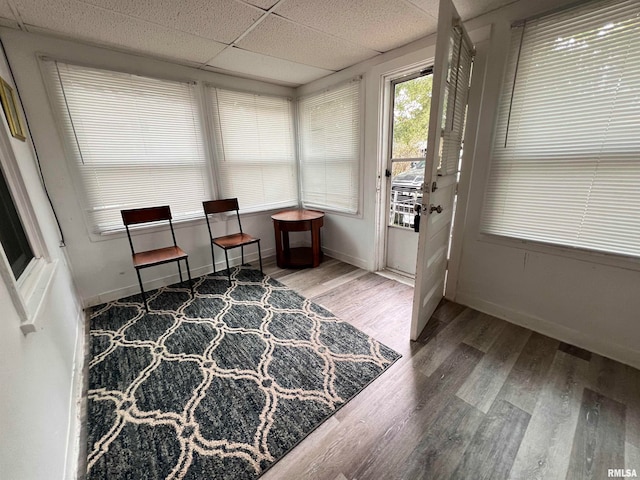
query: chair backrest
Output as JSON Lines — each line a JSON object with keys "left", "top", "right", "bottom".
{"left": 203, "top": 198, "right": 239, "bottom": 215}
{"left": 122, "top": 205, "right": 172, "bottom": 225}
{"left": 203, "top": 198, "right": 243, "bottom": 237}
{"left": 121, "top": 205, "right": 177, "bottom": 255}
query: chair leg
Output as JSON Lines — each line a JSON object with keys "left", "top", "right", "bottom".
{"left": 257, "top": 240, "right": 263, "bottom": 274}
{"left": 136, "top": 268, "right": 149, "bottom": 313}
{"left": 184, "top": 257, "right": 193, "bottom": 296}
{"left": 224, "top": 249, "right": 231, "bottom": 287}
{"left": 210, "top": 242, "right": 216, "bottom": 274}
{"left": 241, "top": 245, "right": 245, "bottom": 265}
{"left": 177, "top": 260, "right": 184, "bottom": 284}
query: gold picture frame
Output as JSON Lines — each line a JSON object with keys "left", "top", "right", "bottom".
{"left": 0, "top": 77, "right": 25, "bottom": 141}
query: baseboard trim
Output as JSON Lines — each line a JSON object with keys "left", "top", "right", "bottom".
{"left": 321, "top": 247, "right": 370, "bottom": 271}
{"left": 63, "top": 307, "right": 85, "bottom": 480}
{"left": 455, "top": 292, "right": 640, "bottom": 371}
{"left": 375, "top": 269, "right": 415, "bottom": 287}
{"left": 83, "top": 248, "right": 275, "bottom": 307}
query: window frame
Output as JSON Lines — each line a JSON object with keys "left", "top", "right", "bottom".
{"left": 40, "top": 57, "right": 216, "bottom": 239}
{"left": 205, "top": 84, "right": 299, "bottom": 214}
{"left": 297, "top": 77, "right": 365, "bottom": 216}
{"left": 0, "top": 157, "right": 35, "bottom": 279}
{"left": 0, "top": 111, "right": 58, "bottom": 333}
{"left": 480, "top": 0, "right": 640, "bottom": 265}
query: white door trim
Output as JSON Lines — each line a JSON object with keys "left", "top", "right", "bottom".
{"left": 373, "top": 60, "right": 434, "bottom": 272}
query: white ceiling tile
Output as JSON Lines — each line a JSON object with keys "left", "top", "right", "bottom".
{"left": 79, "top": 0, "right": 263, "bottom": 44}
{"left": 0, "top": 17, "right": 19, "bottom": 28}
{"left": 203, "top": 64, "right": 298, "bottom": 87}
{"left": 453, "top": 0, "right": 517, "bottom": 20}
{"left": 274, "top": 0, "right": 438, "bottom": 52}
{"left": 5, "top": 0, "right": 542, "bottom": 87}
{"left": 409, "top": 0, "right": 517, "bottom": 22}
{"left": 0, "top": 0, "right": 16, "bottom": 21}
{"left": 14, "top": 0, "right": 226, "bottom": 64}
{"left": 236, "top": 15, "right": 379, "bottom": 71}
{"left": 207, "top": 46, "right": 333, "bottom": 85}
{"left": 404, "top": 0, "right": 440, "bottom": 17}
{"left": 239, "top": 0, "right": 279, "bottom": 10}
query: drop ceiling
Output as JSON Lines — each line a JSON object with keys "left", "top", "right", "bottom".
{"left": 0, "top": 0, "right": 517, "bottom": 86}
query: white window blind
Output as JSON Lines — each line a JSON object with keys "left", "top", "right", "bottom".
{"left": 43, "top": 60, "right": 211, "bottom": 233}
{"left": 440, "top": 27, "right": 473, "bottom": 175}
{"left": 298, "top": 79, "right": 361, "bottom": 214}
{"left": 481, "top": 0, "right": 640, "bottom": 258}
{"left": 208, "top": 88, "right": 297, "bottom": 212}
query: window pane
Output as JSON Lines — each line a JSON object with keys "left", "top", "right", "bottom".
{"left": 299, "top": 79, "right": 361, "bottom": 213}
{"left": 43, "top": 61, "right": 211, "bottom": 233}
{"left": 389, "top": 160, "right": 424, "bottom": 228}
{"left": 0, "top": 168, "right": 33, "bottom": 279}
{"left": 392, "top": 75, "right": 433, "bottom": 159}
{"left": 482, "top": 0, "right": 640, "bottom": 258}
{"left": 208, "top": 88, "right": 298, "bottom": 211}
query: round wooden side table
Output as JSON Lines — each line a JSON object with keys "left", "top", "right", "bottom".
{"left": 271, "top": 209, "right": 325, "bottom": 269}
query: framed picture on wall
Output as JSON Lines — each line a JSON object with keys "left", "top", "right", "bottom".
{"left": 0, "top": 77, "right": 25, "bottom": 141}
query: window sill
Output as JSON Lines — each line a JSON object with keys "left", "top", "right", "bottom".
{"left": 477, "top": 233, "right": 640, "bottom": 273}
{"left": 89, "top": 204, "right": 299, "bottom": 241}
{"left": 301, "top": 204, "right": 362, "bottom": 219}
{"left": 94, "top": 214, "right": 208, "bottom": 241}
{"left": 17, "top": 258, "right": 58, "bottom": 335}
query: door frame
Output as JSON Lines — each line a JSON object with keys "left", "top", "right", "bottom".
{"left": 373, "top": 59, "right": 434, "bottom": 273}
{"left": 444, "top": 37, "right": 490, "bottom": 302}
{"left": 371, "top": 22, "right": 491, "bottom": 301}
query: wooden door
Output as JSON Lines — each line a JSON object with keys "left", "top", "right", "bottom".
{"left": 410, "top": 0, "right": 474, "bottom": 339}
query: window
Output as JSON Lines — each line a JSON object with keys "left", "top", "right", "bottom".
{"left": 482, "top": 0, "right": 640, "bottom": 258}
{"left": 43, "top": 61, "right": 211, "bottom": 234}
{"left": 208, "top": 88, "right": 297, "bottom": 211}
{"left": 0, "top": 166, "right": 33, "bottom": 279}
{"left": 0, "top": 128, "right": 57, "bottom": 332}
{"left": 298, "top": 79, "right": 361, "bottom": 214}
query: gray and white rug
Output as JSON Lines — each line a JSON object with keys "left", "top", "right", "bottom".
{"left": 87, "top": 266, "right": 400, "bottom": 479}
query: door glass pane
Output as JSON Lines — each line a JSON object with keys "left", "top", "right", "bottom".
{"left": 389, "top": 72, "right": 432, "bottom": 228}
{"left": 391, "top": 75, "right": 433, "bottom": 159}
{"left": 0, "top": 168, "right": 33, "bottom": 279}
{"left": 390, "top": 160, "right": 424, "bottom": 228}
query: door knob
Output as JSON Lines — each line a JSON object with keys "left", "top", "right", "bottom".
{"left": 429, "top": 204, "right": 443, "bottom": 214}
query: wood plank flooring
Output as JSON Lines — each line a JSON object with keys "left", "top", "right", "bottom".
{"left": 262, "top": 257, "right": 640, "bottom": 480}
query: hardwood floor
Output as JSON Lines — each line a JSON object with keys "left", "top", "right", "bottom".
{"left": 262, "top": 257, "right": 640, "bottom": 480}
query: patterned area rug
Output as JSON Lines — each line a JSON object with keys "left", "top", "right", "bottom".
{"left": 86, "top": 266, "right": 400, "bottom": 479}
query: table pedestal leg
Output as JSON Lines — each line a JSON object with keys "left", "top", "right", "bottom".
{"left": 274, "top": 221, "right": 283, "bottom": 268}
{"left": 311, "top": 221, "right": 321, "bottom": 268}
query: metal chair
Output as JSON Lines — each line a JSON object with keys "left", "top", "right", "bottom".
{"left": 121, "top": 206, "right": 193, "bottom": 312}
{"left": 203, "top": 198, "right": 263, "bottom": 286}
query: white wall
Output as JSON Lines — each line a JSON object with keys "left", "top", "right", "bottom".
{"left": 0, "top": 29, "right": 296, "bottom": 306}
{"left": 294, "top": 0, "right": 578, "bottom": 274}
{"left": 0, "top": 45, "right": 83, "bottom": 479}
{"left": 2, "top": 0, "right": 635, "bottom": 477}
{"left": 451, "top": 2, "right": 640, "bottom": 369}
{"left": 0, "top": 26, "right": 448, "bottom": 303}
{"left": 3, "top": 0, "right": 637, "bottom": 387}
{"left": 296, "top": 31, "right": 440, "bottom": 272}
{"left": 297, "top": 0, "right": 640, "bottom": 369}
